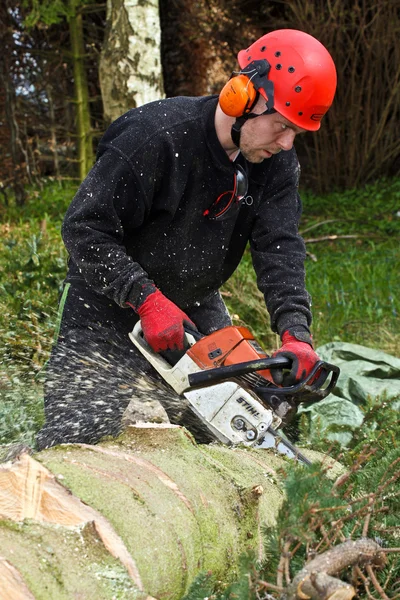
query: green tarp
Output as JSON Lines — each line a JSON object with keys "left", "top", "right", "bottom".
{"left": 299, "top": 342, "right": 400, "bottom": 445}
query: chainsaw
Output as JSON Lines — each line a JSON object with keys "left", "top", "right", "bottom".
{"left": 129, "top": 323, "right": 340, "bottom": 465}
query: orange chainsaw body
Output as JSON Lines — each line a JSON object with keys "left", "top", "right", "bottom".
{"left": 186, "top": 325, "right": 275, "bottom": 384}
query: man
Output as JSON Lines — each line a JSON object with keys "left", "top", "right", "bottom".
{"left": 37, "top": 29, "right": 337, "bottom": 450}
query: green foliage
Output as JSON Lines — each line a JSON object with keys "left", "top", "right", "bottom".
{"left": 260, "top": 439, "right": 400, "bottom": 597}
{"left": 1, "top": 177, "right": 399, "bottom": 597}
{"left": 339, "top": 392, "right": 400, "bottom": 463}
{"left": 301, "top": 177, "right": 400, "bottom": 230}
{"left": 0, "top": 179, "right": 76, "bottom": 222}
{"left": 23, "top": 0, "right": 90, "bottom": 27}
{"left": 182, "top": 554, "right": 259, "bottom": 600}
{"left": 181, "top": 572, "right": 215, "bottom": 600}
{"left": 185, "top": 416, "right": 400, "bottom": 599}
{"left": 296, "top": 390, "right": 400, "bottom": 458}
{"left": 0, "top": 374, "right": 44, "bottom": 447}
{"left": 224, "top": 177, "right": 400, "bottom": 354}
{"left": 0, "top": 181, "right": 72, "bottom": 446}
{"left": 0, "top": 184, "right": 72, "bottom": 372}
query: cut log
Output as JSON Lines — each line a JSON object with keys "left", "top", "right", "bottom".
{"left": 0, "top": 557, "right": 36, "bottom": 600}
{"left": 0, "top": 424, "right": 340, "bottom": 599}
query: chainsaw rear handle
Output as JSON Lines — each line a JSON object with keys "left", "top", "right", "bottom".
{"left": 188, "top": 358, "right": 340, "bottom": 399}
{"left": 159, "top": 324, "right": 203, "bottom": 365}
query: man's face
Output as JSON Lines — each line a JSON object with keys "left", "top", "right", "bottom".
{"left": 239, "top": 106, "right": 307, "bottom": 164}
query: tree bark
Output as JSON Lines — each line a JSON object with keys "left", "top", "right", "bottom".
{"left": 0, "top": 423, "right": 347, "bottom": 599}
{"left": 0, "top": 5, "right": 28, "bottom": 206}
{"left": 0, "top": 424, "right": 292, "bottom": 599}
{"left": 99, "top": 0, "right": 164, "bottom": 124}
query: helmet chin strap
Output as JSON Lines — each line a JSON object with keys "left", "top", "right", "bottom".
{"left": 231, "top": 116, "right": 248, "bottom": 148}
{"left": 231, "top": 107, "right": 276, "bottom": 148}
{"left": 230, "top": 60, "right": 276, "bottom": 148}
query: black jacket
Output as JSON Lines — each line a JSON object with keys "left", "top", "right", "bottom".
{"left": 62, "top": 95, "right": 311, "bottom": 335}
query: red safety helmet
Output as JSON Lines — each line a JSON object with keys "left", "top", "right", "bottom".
{"left": 237, "top": 29, "right": 337, "bottom": 131}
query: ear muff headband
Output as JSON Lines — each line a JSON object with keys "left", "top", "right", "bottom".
{"left": 219, "top": 59, "right": 275, "bottom": 118}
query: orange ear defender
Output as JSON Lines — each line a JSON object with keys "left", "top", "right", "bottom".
{"left": 219, "top": 60, "right": 275, "bottom": 118}
{"left": 219, "top": 74, "right": 258, "bottom": 117}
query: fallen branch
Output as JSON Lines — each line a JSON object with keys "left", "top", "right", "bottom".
{"left": 285, "top": 538, "right": 386, "bottom": 600}
{"left": 300, "top": 219, "right": 342, "bottom": 235}
{"left": 304, "top": 234, "right": 363, "bottom": 244}
{"left": 365, "top": 564, "right": 390, "bottom": 600}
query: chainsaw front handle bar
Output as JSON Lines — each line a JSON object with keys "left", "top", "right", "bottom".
{"left": 188, "top": 358, "right": 340, "bottom": 400}
{"left": 256, "top": 360, "right": 340, "bottom": 400}
{"left": 188, "top": 356, "right": 290, "bottom": 385}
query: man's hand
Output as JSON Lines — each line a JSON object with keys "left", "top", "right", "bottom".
{"left": 272, "top": 328, "right": 320, "bottom": 386}
{"left": 135, "top": 289, "right": 197, "bottom": 353}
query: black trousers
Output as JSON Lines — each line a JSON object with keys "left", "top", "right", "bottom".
{"left": 36, "top": 279, "right": 175, "bottom": 449}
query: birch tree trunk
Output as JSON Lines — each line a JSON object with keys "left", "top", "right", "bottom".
{"left": 99, "top": 0, "right": 164, "bottom": 124}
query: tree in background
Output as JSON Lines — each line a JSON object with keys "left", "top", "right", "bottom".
{"left": 0, "top": 2, "right": 31, "bottom": 206}
{"left": 99, "top": 0, "right": 164, "bottom": 124}
{"left": 159, "top": 0, "right": 269, "bottom": 98}
{"left": 276, "top": 0, "right": 400, "bottom": 192}
{"left": 22, "top": 0, "right": 98, "bottom": 181}
{"left": 1, "top": 0, "right": 399, "bottom": 196}
{"left": 159, "top": 0, "right": 400, "bottom": 193}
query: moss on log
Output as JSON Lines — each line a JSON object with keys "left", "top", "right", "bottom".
{"left": 0, "top": 424, "right": 338, "bottom": 599}
{"left": 0, "top": 520, "right": 147, "bottom": 599}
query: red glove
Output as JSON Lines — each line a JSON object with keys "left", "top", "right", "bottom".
{"left": 272, "top": 329, "right": 320, "bottom": 386}
{"left": 134, "top": 289, "right": 196, "bottom": 353}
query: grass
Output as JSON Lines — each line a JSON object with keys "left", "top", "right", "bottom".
{"left": 223, "top": 177, "right": 400, "bottom": 355}
{"left": 302, "top": 177, "right": 400, "bottom": 354}
{"left": 1, "top": 177, "right": 399, "bottom": 598}
{"left": 0, "top": 177, "right": 399, "bottom": 447}
{"left": 0, "top": 180, "right": 73, "bottom": 447}
{"left": 306, "top": 242, "right": 399, "bottom": 353}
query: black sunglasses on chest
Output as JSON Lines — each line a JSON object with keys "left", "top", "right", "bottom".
{"left": 203, "top": 164, "right": 249, "bottom": 221}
